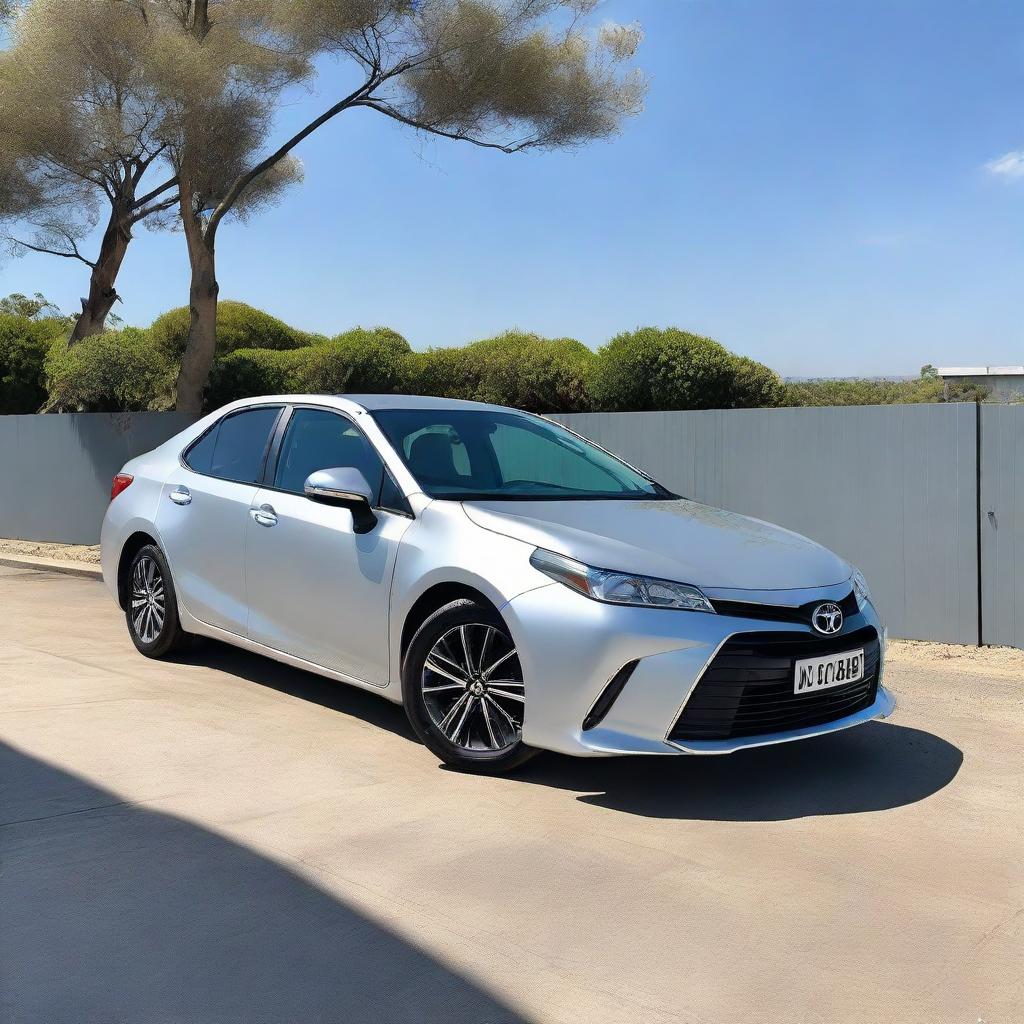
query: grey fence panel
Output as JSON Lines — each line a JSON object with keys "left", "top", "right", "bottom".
{"left": 0, "top": 412, "right": 193, "bottom": 545}
{"left": 0, "top": 405, "right": 993, "bottom": 645}
{"left": 556, "top": 405, "right": 979, "bottom": 644}
{"left": 980, "top": 405, "right": 1024, "bottom": 648}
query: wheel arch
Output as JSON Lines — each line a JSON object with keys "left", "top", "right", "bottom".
{"left": 399, "top": 582, "right": 502, "bottom": 671}
{"left": 116, "top": 531, "right": 159, "bottom": 610}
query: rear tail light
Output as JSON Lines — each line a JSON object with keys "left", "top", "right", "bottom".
{"left": 110, "top": 473, "right": 134, "bottom": 501}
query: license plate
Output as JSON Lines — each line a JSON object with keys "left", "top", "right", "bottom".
{"left": 793, "top": 649, "right": 864, "bottom": 694}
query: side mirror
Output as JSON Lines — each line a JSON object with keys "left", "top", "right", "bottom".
{"left": 304, "top": 467, "right": 378, "bottom": 534}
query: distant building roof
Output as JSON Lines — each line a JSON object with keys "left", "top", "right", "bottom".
{"left": 937, "top": 366, "right": 1024, "bottom": 377}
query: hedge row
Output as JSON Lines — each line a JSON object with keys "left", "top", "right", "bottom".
{"left": 5, "top": 299, "right": 971, "bottom": 415}
{"left": 0, "top": 300, "right": 787, "bottom": 415}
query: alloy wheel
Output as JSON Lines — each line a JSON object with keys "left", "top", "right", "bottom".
{"left": 420, "top": 623, "right": 524, "bottom": 753}
{"left": 131, "top": 554, "right": 166, "bottom": 645}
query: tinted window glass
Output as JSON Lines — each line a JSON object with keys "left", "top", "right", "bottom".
{"left": 402, "top": 425, "right": 472, "bottom": 477}
{"left": 207, "top": 407, "right": 280, "bottom": 484}
{"left": 184, "top": 425, "right": 218, "bottom": 475}
{"left": 378, "top": 470, "right": 411, "bottom": 515}
{"left": 274, "top": 408, "right": 384, "bottom": 496}
{"left": 372, "top": 409, "right": 667, "bottom": 500}
{"left": 490, "top": 422, "right": 629, "bottom": 492}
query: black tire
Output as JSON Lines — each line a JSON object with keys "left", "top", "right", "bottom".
{"left": 403, "top": 599, "right": 536, "bottom": 774}
{"left": 125, "top": 544, "right": 191, "bottom": 658}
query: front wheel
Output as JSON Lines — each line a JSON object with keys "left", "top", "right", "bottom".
{"left": 403, "top": 599, "right": 536, "bottom": 773}
{"left": 125, "top": 544, "right": 191, "bottom": 658}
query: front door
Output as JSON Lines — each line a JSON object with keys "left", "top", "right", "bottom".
{"left": 244, "top": 407, "right": 412, "bottom": 685}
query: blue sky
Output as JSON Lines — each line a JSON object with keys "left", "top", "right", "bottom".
{"left": 2, "top": 0, "right": 1023, "bottom": 377}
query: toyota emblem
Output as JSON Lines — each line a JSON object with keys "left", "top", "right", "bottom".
{"left": 811, "top": 602, "right": 843, "bottom": 635}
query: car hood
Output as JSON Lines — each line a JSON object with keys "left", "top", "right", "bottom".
{"left": 462, "top": 498, "right": 851, "bottom": 592}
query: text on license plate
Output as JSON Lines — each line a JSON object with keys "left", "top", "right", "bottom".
{"left": 793, "top": 649, "right": 864, "bottom": 694}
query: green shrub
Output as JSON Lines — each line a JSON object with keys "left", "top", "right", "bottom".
{"left": 0, "top": 314, "right": 67, "bottom": 414}
{"left": 293, "top": 329, "right": 332, "bottom": 347}
{"left": 591, "top": 326, "right": 780, "bottom": 411}
{"left": 471, "top": 331, "right": 596, "bottom": 412}
{"left": 731, "top": 356, "right": 785, "bottom": 408}
{"left": 405, "top": 331, "right": 595, "bottom": 413}
{"left": 150, "top": 301, "right": 305, "bottom": 362}
{"left": 206, "top": 347, "right": 313, "bottom": 408}
{"left": 45, "top": 328, "right": 169, "bottom": 412}
{"left": 297, "top": 328, "right": 413, "bottom": 394}
{"left": 405, "top": 346, "right": 481, "bottom": 401}
{"left": 781, "top": 374, "right": 988, "bottom": 407}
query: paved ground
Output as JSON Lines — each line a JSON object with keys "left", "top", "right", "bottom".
{"left": 1, "top": 565, "right": 1021, "bottom": 1024}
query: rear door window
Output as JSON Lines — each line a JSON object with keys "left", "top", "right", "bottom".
{"left": 186, "top": 407, "right": 281, "bottom": 484}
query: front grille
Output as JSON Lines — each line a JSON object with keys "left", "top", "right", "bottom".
{"left": 669, "top": 626, "right": 880, "bottom": 742}
{"left": 710, "top": 589, "right": 859, "bottom": 626}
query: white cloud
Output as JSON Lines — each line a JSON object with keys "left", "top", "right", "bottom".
{"left": 985, "top": 150, "right": 1024, "bottom": 179}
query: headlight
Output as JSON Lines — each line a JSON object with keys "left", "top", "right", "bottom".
{"left": 851, "top": 568, "right": 872, "bottom": 607}
{"left": 530, "top": 548, "right": 716, "bottom": 613}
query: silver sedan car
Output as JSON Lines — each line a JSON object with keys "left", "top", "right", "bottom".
{"left": 101, "top": 394, "right": 895, "bottom": 772}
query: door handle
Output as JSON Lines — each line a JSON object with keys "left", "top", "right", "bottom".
{"left": 250, "top": 504, "right": 278, "bottom": 528}
{"left": 169, "top": 486, "right": 192, "bottom": 506}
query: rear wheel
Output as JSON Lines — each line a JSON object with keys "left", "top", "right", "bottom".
{"left": 403, "top": 599, "right": 536, "bottom": 773}
{"left": 125, "top": 544, "right": 190, "bottom": 658}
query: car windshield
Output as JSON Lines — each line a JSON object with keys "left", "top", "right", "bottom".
{"left": 371, "top": 408, "right": 670, "bottom": 501}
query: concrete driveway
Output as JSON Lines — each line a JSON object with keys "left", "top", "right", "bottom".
{"left": 1, "top": 564, "right": 1021, "bottom": 1023}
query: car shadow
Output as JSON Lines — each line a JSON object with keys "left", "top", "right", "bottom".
{"left": 171, "top": 639, "right": 418, "bottom": 743}
{"left": 168, "top": 643, "right": 962, "bottom": 824}
{"left": 512, "top": 721, "right": 964, "bottom": 821}
{"left": 0, "top": 741, "right": 524, "bottom": 1024}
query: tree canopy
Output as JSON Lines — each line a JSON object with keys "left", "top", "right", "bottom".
{"left": 130, "top": 0, "right": 646, "bottom": 413}
{"left": 2, "top": 1, "right": 646, "bottom": 412}
{"left": 0, "top": 0, "right": 181, "bottom": 340}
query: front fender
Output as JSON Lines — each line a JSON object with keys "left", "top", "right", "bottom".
{"left": 387, "top": 503, "right": 548, "bottom": 691}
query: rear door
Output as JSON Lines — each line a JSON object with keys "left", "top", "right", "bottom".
{"left": 244, "top": 406, "right": 413, "bottom": 684}
{"left": 158, "top": 405, "right": 283, "bottom": 635}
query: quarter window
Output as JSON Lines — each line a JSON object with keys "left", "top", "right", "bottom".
{"left": 183, "top": 425, "right": 218, "bottom": 475}
{"left": 274, "top": 408, "right": 385, "bottom": 497}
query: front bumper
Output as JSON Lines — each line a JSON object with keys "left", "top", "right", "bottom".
{"left": 503, "top": 580, "right": 895, "bottom": 757}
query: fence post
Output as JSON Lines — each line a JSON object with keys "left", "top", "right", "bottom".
{"left": 975, "top": 400, "right": 983, "bottom": 647}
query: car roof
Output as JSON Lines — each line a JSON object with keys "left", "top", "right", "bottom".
{"left": 217, "top": 394, "right": 522, "bottom": 419}
{"left": 341, "top": 394, "right": 514, "bottom": 413}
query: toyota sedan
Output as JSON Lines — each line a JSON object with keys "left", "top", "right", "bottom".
{"left": 101, "top": 394, "right": 895, "bottom": 772}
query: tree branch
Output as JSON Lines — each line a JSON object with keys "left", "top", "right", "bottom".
{"left": 131, "top": 194, "right": 181, "bottom": 223}
{"left": 204, "top": 67, "right": 410, "bottom": 241}
{"left": 9, "top": 236, "right": 96, "bottom": 268}
{"left": 134, "top": 174, "right": 179, "bottom": 210}
{"left": 352, "top": 100, "right": 529, "bottom": 153}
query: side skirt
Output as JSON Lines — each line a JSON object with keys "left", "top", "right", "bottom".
{"left": 179, "top": 607, "right": 401, "bottom": 702}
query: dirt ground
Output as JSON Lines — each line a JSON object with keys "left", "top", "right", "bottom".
{"left": 0, "top": 538, "right": 101, "bottom": 564}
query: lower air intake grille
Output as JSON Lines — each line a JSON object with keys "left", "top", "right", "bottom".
{"left": 669, "top": 626, "right": 881, "bottom": 742}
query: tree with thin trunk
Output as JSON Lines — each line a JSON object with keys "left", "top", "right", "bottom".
{"left": 147, "top": 0, "right": 645, "bottom": 416}
{"left": 0, "top": 0, "right": 181, "bottom": 343}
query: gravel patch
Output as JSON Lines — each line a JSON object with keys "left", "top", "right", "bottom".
{"left": 0, "top": 539, "right": 101, "bottom": 564}
{"left": 888, "top": 637, "right": 1024, "bottom": 679}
